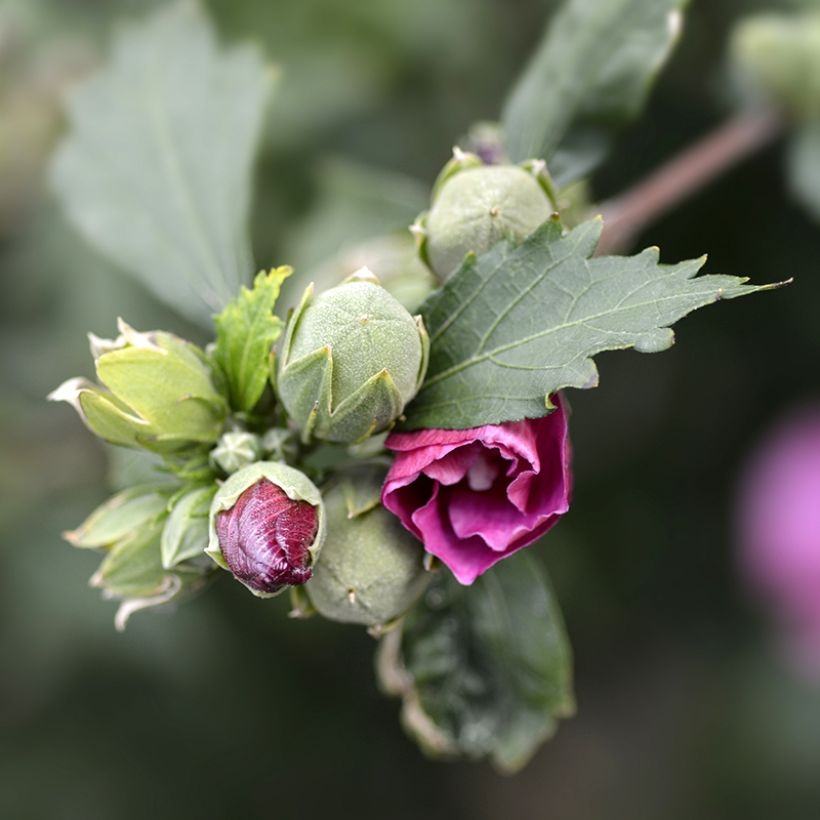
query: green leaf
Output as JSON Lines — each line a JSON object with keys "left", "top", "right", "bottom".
{"left": 213, "top": 267, "right": 290, "bottom": 412}
{"left": 502, "top": 0, "right": 687, "bottom": 185}
{"left": 51, "top": 1, "right": 276, "bottom": 325}
{"left": 377, "top": 553, "right": 573, "bottom": 773}
{"left": 788, "top": 124, "right": 820, "bottom": 222}
{"left": 404, "top": 218, "right": 781, "bottom": 430}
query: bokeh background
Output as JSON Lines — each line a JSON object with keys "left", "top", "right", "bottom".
{"left": 2, "top": 0, "right": 820, "bottom": 818}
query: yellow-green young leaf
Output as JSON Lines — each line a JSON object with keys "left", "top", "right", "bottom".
{"left": 502, "top": 0, "right": 687, "bottom": 185}
{"left": 403, "top": 218, "right": 784, "bottom": 431}
{"left": 213, "top": 267, "right": 291, "bottom": 412}
{"left": 377, "top": 553, "right": 573, "bottom": 773}
{"left": 50, "top": 1, "right": 276, "bottom": 325}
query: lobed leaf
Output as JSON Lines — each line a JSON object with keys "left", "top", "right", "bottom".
{"left": 502, "top": 0, "right": 687, "bottom": 185}
{"left": 213, "top": 267, "right": 291, "bottom": 412}
{"left": 378, "top": 553, "right": 573, "bottom": 773}
{"left": 404, "top": 218, "right": 782, "bottom": 430}
{"left": 51, "top": 1, "right": 275, "bottom": 325}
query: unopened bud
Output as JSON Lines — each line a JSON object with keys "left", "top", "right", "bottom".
{"left": 207, "top": 462, "right": 325, "bottom": 597}
{"left": 277, "top": 272, "right": 429, "bottom": 444}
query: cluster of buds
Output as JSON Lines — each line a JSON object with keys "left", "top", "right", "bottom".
{"left": 52, "top": 262, "right": 436, "bottom": 628}
{"left": 52, "top": 146, "right": 568, "bottom": 633}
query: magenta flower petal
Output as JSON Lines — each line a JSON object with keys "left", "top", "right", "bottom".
{"left": 382, "top": 395, "right": 572, "bottom": 584}
{"left": 216, "top": 478, "right": 318, "bottom": 595}
{"left": 737, "top": 406, "right": 820, "bottom": 678}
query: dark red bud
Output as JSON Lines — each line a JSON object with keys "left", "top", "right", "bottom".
{"left": 215, "top": 478, "right": 319, "bottom": 595}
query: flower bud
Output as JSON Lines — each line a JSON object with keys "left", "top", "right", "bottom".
{"left": 207, "top": 461, "right": 325, "bottom": 597}
{"left": 304, "top": 477, "right": 430, "bottom": 628}
{"left": 210, "top": 430, "right": 262, "bottom": 475}
{"left": 277, "top": 271, "right": 429, "bottom": 444}
{"left": 261, "top": 427, "right": 300, "bottom": 463}
{"left": 49, "top": 318, "right": 227, "bottom": 454}
{"left": 732, "top": 12, "right": 820, "bottom": 120}
{"left": 416, "top": 156, "right": 557, "bottom": 280}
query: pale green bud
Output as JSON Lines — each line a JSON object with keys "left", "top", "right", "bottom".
{"left": 311, "top": 233, "right": 437, "bottom": 314}
{"left": 261, "top": 427, "right": 300, "bottom": 463}
{"left": 277, "top": 271, "right": 429, "bottom": 444}
{"left": 417, "top": 153, "right": 557, "bottom": 280}
{"left": 49, "top": 318, "right": 227, "bottom": 454}
{"left": 210, "top": 431, "right": 262, "bottom": 475}
{"left": 304, "top": 477, "right": 430, "bottom": 628}
{"left": 732, "top": 12, "right": 820, "bottom": 119}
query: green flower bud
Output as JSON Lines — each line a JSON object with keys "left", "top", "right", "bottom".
{"left": 732, "top": 12, "right": 820, "bottom": 120}
{"left": 207, "top": 461, "right": 326, "bottom": 597}
{"left": 49, "top": 318, "right": 227, "bottom": 454}
{"left": 261, "top": 427, "right": 300, "bottom": 463}
{"left": 311, "top": 233, "right": 437, "bottom": 313}
{"left": 210, "top": 431, "right": 262, "bottom": 475}
{"left": 416, "top": 154, "right": 557, "bottom": 280}
{"left": 277, "top": 271, "right": 429, "bottom": 444}
{"left": 304, "top": 477, "right": 431, "bottom": 628}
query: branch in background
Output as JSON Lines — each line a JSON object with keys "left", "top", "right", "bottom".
{"left": 596, "top": 107, "right": 785, "bottom": 255}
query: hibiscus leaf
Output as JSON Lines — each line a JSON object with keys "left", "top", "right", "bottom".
{"left": 214, "top": 267, "right": 291, "bottom": 412}
{"left": 377, "top": 553, "right": 573, "bottom": 773}
{"left": 51, "top": 1, "right": 275, "bottom": 326}
{"left": 502, "top": 0, "right": 687, "bottom": 186}
{"left": 403, "top": 217, "right": 784, "bottom": 431}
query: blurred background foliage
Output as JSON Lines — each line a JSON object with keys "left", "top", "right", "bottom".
{"left": 2, "top": 0, "right": 820, "bottom": 818}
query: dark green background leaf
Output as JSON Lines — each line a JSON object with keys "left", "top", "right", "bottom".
{"left": 404, "top": 218, "right": 778, "bottom": 430}
{"left": 51, "top": 1, "right": 275, "bottom": 325}
{"left": 502, "top": 0, "right": 687, "bottom": 185}
{"left": 378, "top": 553, "right": 573, "bottom": 772}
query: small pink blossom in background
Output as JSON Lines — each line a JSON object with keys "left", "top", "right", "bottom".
{"left": 737, "top": 406, "right": 820, "bottom": 680}
{"left": 382, "top": 396, "right": 571, "bottom": 584}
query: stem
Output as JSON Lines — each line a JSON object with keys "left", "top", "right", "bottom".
{"left": 596, "top": 107, "right": 785, "bottom": 255}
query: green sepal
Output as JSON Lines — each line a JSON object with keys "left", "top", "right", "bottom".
{"left": 324, "top": 367, "right": 404, "bottom": 444}
{"left": 279, "top": 343, "right": 333, "bottom": 445}
{"left": 91, "top": 517, "right": 168, "bottom": 599}
{"left": 64, "top": 484, "right": 172, "bottom": 549}
{"left": 430, "top": 147, "right": 483, "bottom": 201}
{"left": 161, "top": 484, "right": 217, "bottom": 569}
{"left": 95, "top": 333, "right": 226, "bottom": 444}
{"left": 79, "top": 385, "right": 150, "bottom": 448}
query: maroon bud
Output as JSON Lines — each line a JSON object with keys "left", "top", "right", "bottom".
{"left": 207, "top": 463, "right": 326, "bottom": 597}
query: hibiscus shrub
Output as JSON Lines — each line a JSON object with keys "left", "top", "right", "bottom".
{"left": 48, "top": 0, "right": 788, "bottom": 770}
